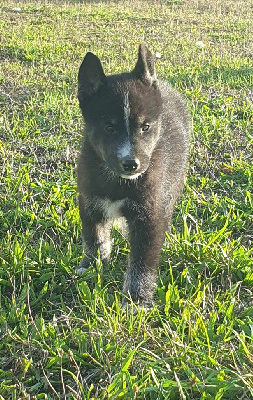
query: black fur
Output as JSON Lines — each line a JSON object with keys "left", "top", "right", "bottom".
{"left": 77, "top": 44, "right": 190, "bottom": 306}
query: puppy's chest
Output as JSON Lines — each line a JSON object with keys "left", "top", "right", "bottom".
{"left": 99, "top": 198, "right": 126, "bottom": 220}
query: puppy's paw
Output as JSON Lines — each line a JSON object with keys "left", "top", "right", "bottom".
{"left": 76, "top": 266, "right": 87, "bottom": 275}
{"left": 76, "top": 257, "right": 93, "bottom": 275}
{"left": 121, "top": 295, "right": 153, "bottom": 313}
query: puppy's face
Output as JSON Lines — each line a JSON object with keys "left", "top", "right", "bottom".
{"left": 81, "top": 78, "right": 163, "bottom": 179}
{"left": 78, "top": 45, "right": 163, "bottom": 179}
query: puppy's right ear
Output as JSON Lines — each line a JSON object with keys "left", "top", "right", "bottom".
{"left": 78, "top": 52, "right": 107, "bottom": 99}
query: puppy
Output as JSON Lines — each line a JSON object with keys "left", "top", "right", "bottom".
{"left": 77, "top": 44, "right": 190, "bottom": 305}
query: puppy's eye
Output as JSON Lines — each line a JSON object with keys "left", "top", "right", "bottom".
{"left": 105, "top": 125, "right": 115, "bottom": 134}
{"left": 141, "top": 124, "right": 150, "bottom": 133}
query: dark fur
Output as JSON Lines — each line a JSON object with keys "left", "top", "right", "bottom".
{"left": 77, "top": 45, "right": 190, "bottom": 306}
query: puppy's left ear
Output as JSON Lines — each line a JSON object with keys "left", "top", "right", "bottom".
{"left": 132, "top": 44, "right": 158, "bottom": 87}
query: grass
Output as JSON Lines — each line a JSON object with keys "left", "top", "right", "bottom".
{"left": 0, "top": 0, "right": 252, "bottom": 398}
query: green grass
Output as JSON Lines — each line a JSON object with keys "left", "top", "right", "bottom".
{"left": 0, "top": 0, "right": 252, "bottom": 398}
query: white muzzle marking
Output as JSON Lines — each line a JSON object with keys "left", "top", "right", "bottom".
{"left": 117, "top": 140, "right": 132, "bottom": 159}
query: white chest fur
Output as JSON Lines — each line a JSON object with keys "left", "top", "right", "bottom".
{"left": 100, "top": 198, "right": 126, "bottom": 220}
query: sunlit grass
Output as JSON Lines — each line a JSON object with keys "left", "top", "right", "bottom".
{"left": 0, "top": 0, "right": 252, "bottom": 398}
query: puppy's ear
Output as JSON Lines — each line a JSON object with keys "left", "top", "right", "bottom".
{"left": 78, "top": 52, "right": 107, "bottom": 99}
{"left": 132, "top": 44, "right": 157, "bottom": 87}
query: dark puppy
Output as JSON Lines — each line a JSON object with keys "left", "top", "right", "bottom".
{"left": 77, "top": 45, "right": 190, "bottom": 306}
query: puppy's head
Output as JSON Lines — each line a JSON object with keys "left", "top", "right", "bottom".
{"left": 78, "top": 45, "right": 163, "bottom": 179}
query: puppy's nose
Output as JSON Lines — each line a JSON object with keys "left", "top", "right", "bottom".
{"left": 122, "top": 158, "right": 140, "bottom": 172}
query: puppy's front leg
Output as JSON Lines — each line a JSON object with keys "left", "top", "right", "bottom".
{"left": 77, "top": 196, "right": 112, "bottom": 274}
{"left": 123, "top": 210, "right": 166, "bottom": 306}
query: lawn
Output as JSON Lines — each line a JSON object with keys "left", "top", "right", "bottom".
{"left": 0, "top": 0, "right": 252, "bottom": 398}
